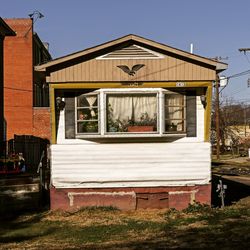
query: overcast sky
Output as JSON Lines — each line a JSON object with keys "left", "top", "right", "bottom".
{"left": 1, "top": 0, "right": 250, "bottom": 102}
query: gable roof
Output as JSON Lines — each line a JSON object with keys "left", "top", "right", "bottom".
{"left": 35, "top": 34, "right": 227, "bottom": 72}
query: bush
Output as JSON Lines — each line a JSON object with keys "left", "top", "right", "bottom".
{"left": 183, "top": 202, "right": 212, "bottom": 213}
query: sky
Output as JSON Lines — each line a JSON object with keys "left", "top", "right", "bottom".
{"left": 1, "top": 0, "right": 250, "bottom": 102}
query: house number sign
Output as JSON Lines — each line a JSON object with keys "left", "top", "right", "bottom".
{"left": 176, "top": 82, "right": 186, "bottom": 87}
{"left": 121, "top": 82, "right": 143, "bottom": 87}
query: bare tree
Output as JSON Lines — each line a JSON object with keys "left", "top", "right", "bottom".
{"left": 211, "top": 96, "right": 250, "bottom": 153}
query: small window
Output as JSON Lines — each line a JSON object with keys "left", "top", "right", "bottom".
{"left": 106, "top": 93, "right": 158, "bottom": 133}
{"left": 164, "top": 93, "right": 185, "bottom": 133}
{"left": 76, "top": 93, "right": 99, "bottom": 134}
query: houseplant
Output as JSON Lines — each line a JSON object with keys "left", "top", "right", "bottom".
{"left": 107, "top": 104, "right": 129, "bottom": 132}
{"left": 127, "top": 112, "right": 157, "bottom": 132}
{"left": 79, "top": 113, "right": 98, "bottom": 133}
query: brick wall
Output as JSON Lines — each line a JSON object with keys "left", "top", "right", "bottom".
{"left": 33, "top": 107, "right": 51, "bottom": 140}
{"left": 50, "top": 185, "right": 211, "bottom": 211}
{"left": 3, "top": 19, "right": 51, "bottom": 141}
{"left": 4, "top": 19, "right": 33, "bottom": 140}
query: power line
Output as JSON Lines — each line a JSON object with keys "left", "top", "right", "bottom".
{"left": 227, "top": 87, "right": 248, "bottom": 96}
{"left": 243, "top": 53, "right": 250, "bottom": 65}
{"left": 227, "top": 69, "right": 250, "bottom": 79}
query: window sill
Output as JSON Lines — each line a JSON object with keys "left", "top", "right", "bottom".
{"left": 75, "top": 133, "right": 186, "bottom": 142}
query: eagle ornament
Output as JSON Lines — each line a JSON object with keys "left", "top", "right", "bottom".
{"left": 117, "top": 64, "right": 145, "bottom": 76}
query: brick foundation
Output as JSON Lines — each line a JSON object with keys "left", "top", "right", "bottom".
{"left": 50, "top": 184, "right": 211, "bottom": 211}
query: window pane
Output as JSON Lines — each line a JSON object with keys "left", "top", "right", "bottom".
{"left": 76, "top": 92, "right": 99, "bottom": 134}
{"left": 165, "top": 94, "right": 185, "bottom": 132}
{"left": 165, "top": 107, "right": 184, "bottom": 119}
{"left": 77, "top": 94, "right": 98, "bottom": 107}
{"left": 165, "top": 94, "right": 183, "bottom": 106}
{"left": 77, "top": 121, "right": 98, "bottom": 133}
{"left": 77, "top": 108, "right": 98, "bottom": 121}
{"left": 165, "top": 120, "right": 184, "bottom": 132}
{"left": 107, "top": 94, "right": 157, "bottom": 133}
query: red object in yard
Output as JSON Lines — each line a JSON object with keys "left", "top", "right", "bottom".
{"left": 127, "top": 126, "right": 154, "bottom": 132}
{"left": 0, "top": 169, "right": 21, "bottom": 174}
{"left": 0, "top": 157, "right": 21, "bottom": 174}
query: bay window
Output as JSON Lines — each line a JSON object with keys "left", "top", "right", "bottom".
{"left": 107, "top": 93, "right": 158, "bottom": 133}
{"left": 75, "top": 88, "right": 188, "bottom": 138}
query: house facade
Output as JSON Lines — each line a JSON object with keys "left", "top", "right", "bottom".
{"left": 3, "top": 18, "right": 52, "bottom": 141}
{"left": 36, "top": 34, "right": 227, "bottom": 210}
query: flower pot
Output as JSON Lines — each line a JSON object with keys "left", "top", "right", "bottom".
{"left": 127, "top": 125, "right": 154, "bottom": 132}
{"left": 109, "top": 126, "right": 118, "bottom": 132}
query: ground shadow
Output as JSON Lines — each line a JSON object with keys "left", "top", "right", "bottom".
{"left": 212, "top": 174, "right": 250, "bottom": 207}
{"left": 0, "top": 211, "right": 53, "bottom": 244}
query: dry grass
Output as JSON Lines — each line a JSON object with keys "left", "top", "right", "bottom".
{"left": 0, "top": 198, "right": 250, "bottom": 249}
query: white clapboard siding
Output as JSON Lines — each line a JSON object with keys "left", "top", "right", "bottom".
{"left": 51, "top": 142, "right": 211, "bottom": 188}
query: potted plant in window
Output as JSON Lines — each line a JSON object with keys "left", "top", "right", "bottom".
{"left": 107, "top": 104, "right": 119, "bottom": 132}
{"left": 79, "top": 113, "right": 98, "bottom": 133}
{"left": 127, "top": 112, "right": 157, "bottom": 132}
{"left": 85, "top": 122, "right": 98, "bottom": 133}
{"left": 107, "top": 104, "right": 130, "bottom": 132}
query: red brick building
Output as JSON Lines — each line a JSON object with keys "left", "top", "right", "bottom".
{"left": 3, "top": 18, "right": 51, "bottom": 141}
{"left": 0, "top": 18, "right": 15, "bottom": 153}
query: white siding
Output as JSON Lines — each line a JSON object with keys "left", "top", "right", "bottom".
{"left": 51, "top": 141, "right": 211, "bottom": 188}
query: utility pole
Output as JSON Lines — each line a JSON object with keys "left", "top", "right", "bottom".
{"left": 212, "top": 56, "right": 228, "bottom": 160}
{"left": 239, "top": 48, "right": 250, "bottom": 53}
{"left": 244, "top": 107, "right": 247, "bottom": 137}
{"left": 215, "top": 75, "right": 220, "bottom": 159}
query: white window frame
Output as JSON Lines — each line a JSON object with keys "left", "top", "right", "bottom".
{"left": 75, "top": 92, "right": 100, "bottom": 135}
{"left": 163, "top": 90, "right": 186, "bottom": 134}
{"left": 75, "top": 88, "right": 187, "bottom": 139}
{"left": 104, "top": 89, "right": 159, "bottom": 135}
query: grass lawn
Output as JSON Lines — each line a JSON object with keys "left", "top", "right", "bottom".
{"left": 0, "top": 197, "right": 250, "bottom": 249}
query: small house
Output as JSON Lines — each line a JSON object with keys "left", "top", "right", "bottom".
{"left": 35, "top": 34, "right": 227, "bottom": 210}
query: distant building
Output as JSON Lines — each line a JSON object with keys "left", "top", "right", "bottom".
{"left": 226, "top": 125, "right": 250, "bottom": 145}
{"left": 3, "top": 18, "right": 52, "bottom": 140}
{"left": 0, "top": 17, "right": 15, "bottom": 152}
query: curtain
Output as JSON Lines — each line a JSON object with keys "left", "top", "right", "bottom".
{"left": 86, "top": 95, "right": 97, "bottom": 117}
{"left": 108, "top": 94, "right": 157, "bottom": 123}
{"left": 165, "top": 94, "right": 184, "bottom": 131}
{"left": 132, "top": 95, "right": 156, "bottom": 122}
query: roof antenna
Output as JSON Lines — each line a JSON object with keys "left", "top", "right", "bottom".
{"left": 24, "top": 10, "right": 44, "bottom": 37}
{"left": 190, "top": 43, "right": 194, "bottom": 54}
{"left": 28, "top": 10, "right": 44, "bottom": 21}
